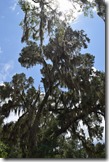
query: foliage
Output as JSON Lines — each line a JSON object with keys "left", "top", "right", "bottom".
{"left": 68, "top": 0, "right": 105, "bottom": 21}
{"left": 0, "top": 0, "right": 105, "bottom": 158}
{"left": 0, "top": 141, "right": 8, "bottom": 158}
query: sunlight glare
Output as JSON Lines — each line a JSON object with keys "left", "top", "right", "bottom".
{"left": 57, "top": 0, "right": 73, "bottom": 13}
{"left": 56, "top": 0, "right": 82, "bottom": 21}
{"left": 26, "top": 0, "right": 82, "bottom": 22}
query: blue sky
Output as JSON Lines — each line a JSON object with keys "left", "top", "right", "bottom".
{"left": 0, "top": 0, "right": 105, "bottom": 88}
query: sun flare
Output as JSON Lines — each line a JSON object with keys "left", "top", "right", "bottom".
{"left": 26, "top": 0, "right": 82, "bottom": 22}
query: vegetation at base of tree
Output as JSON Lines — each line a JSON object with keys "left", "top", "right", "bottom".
{"left": 0, "top": 0, "right": 105, "bottom": 158}
{"left": 0, "top": 141, "right": 8, "bottom": 158}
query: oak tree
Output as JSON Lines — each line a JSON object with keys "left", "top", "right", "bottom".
{"left": 0, "top": 0, "right": 105, "bottom": 158}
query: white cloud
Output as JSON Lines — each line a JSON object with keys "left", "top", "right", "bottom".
{"left": 4, "top": 111, "right": 21, "bottom": 124}
{"left": 0, "top": 47, "right": 3, "bottom": 54}
{"left": 0, "top": 82, "right": 5, "bottom": 86}
{"left": 10, "top": 0, "right": 17, "bottom": 11}
{"left": 0, "top": 61, "right": 14, "bottom": 83}
{"left": 1, "top": 15, "right": 5, "bottom": 19}
{"left": 17, "top": 12, "right": 20, "bottom": 15}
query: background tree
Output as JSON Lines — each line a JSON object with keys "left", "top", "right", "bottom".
{"left": 0, "top": 0, "right": 105, "bottom": 158}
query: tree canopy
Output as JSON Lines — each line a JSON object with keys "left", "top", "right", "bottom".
{"left": 0, "top": 0, "right": 105, "bottom": 158}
